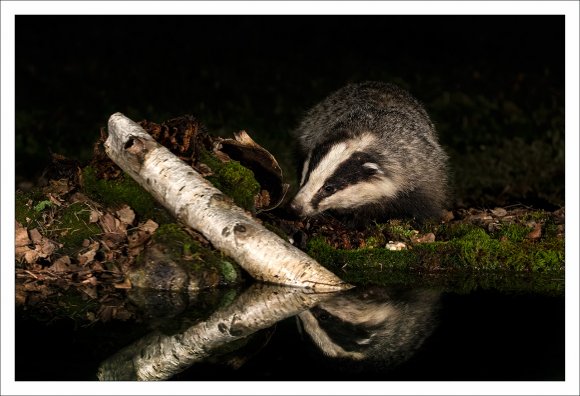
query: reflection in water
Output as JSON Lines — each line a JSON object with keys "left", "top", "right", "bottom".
{"left": 98, "top": 283, "right": 337, "bottom": 380}
{"left": 99, "top": 284, "right": 440, "bottom": 380}
{"left": 299, "top": 287, "right": 440, "bottom": 372}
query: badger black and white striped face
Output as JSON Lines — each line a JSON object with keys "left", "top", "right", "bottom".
{"left": 291, "top": 133, "right": 398, "bottom": 217}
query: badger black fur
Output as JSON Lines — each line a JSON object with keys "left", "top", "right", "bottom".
{"left": 290, "top": 81, "right": 449, "bottom": 223}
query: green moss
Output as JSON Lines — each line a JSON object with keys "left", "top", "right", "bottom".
{"left": 365, "top": 235, "right": 386, "bottom": 249}
{"left": 151, "top": 223, "right": 194, "bottom": 258}
{"left": 16, "top": 191, "right": 101, "bottom": 254}
{"left": 375, "top": 220, "right": 417, "bottom": 240}
{"left": 494, "top": 223, "right": 531, "bottom": 243}
{"left": 15, "top": 189, "right": 47, "bottom": 226}
{"left": 436, "top": 222, "right": 478, "bottom": 240}
{"left": 53, "top": 202, "right": 102, "bottom": 252}
{"left": 307, "top": 222, "right": 564, "bottom": 292}
{"left": 149, "top": 223, "right": 243, "bottom": 287}
{"left": 82, "top": 166, "right": 171, "bottom": 223}
{"left": 220, "top": 260, "right": 239, "bottom": 283}
{"left": 521, "top": 210, "right": 552, "bottom": 223}
{"left": 199, "top": 149, "right": 260, "bottom": 212}
{"left": 33, "top": 200, "right": 53, "bottom": 212}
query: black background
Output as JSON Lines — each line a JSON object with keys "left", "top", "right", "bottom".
{"left": 16, "top": 15, "right": 565, "bottom": 207}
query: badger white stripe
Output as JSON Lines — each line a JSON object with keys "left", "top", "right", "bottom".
{"left": 299, "top": 151, "right": 311, "bottom": 186}
{"left": 292, "top": 133, "right": 379, "bottom": 215}
{"left": 318, "top": 176, "right": 398, "bottom": 211}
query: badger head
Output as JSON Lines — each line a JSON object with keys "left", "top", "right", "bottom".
{"left": 290, "top": 133, "right": 398, "bottom": 217}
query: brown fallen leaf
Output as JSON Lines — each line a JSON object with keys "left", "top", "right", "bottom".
{"left": 15, "top": 222, "right": 33, "bottom": 262}
{"left": 526, "top": 223, "right": 542, "bottom": 240}
{"left": 89, "top": 209, "right": 100, "bottom": 223}
{"left": 114, "top": 278, "right": 132, "bottom": 289}
{"left": 49, "top": 255, "right": 72, "bottom": 273}
{"left": 19, "top": 227, "right": 61, "bottom": 264}
{"left": 77, "top": 241, "right": 100, "bottom": 266}
{"left": 116, "top": 205, "right": 135, "bottom": 226}
{"left": 80, "top": 285, "right": 98, "bottom": 299}
{"left": 140, "top": 219, "right": 159, "bottom": 234}
{"left": 99, "top": 212, "right": 125, "bottom": 234}
{"left": 413, "top": 232, "right": 436, "bottom": 244}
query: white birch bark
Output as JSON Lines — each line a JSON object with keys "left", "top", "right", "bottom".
{"left": 105, "top": 113, "right": 351, "bottom": 291}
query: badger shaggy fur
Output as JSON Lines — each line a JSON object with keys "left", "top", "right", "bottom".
{"left": 290, "top": 81, "right": 449, "bottom": 223}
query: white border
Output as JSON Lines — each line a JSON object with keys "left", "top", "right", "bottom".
{"left": 2, "top": 1, "right": 579, "bottom": 395}
{"left": 0, "top": 0, "right": 577, "bottom": 16}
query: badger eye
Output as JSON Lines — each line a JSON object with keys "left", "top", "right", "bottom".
{"left": 323, "top": 184, "right": 335, "bottom": 193}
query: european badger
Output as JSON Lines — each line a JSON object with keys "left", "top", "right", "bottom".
{"left": 290, "top": 81, "right": 449, "bottom": 224}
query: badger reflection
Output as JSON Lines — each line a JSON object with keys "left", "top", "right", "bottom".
{"left": 298, "top": 287, "right": 440, "bottom": 371}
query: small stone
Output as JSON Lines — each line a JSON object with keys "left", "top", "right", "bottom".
{"left": 491, "top": 207, "right": 507, "bottom": 217}
{"left": 386, "top": 241, "right": 407, "bottom": 251}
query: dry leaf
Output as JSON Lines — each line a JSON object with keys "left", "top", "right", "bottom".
{"left": 114, "top": 278, "right": 132, "bottom": 289}
{"left": 140, "top": 219, "right": 159, "bottom": 234}
{"left": 49, "top": 255, "right": 72, "bottom": 272}
{"left": 77, "top": 241, "right": 100, "bottom": 266}
{"left": 526, "top": 223, "right": 542, "bottom": 240}
{"left": 413, "top": 232, "right": 436, "bottom": 244}
{"left": 89, "top": 210, "right": 100, "bottom": 223}
{"left": 116, "top": 205, "right": 135, "bottom": 226}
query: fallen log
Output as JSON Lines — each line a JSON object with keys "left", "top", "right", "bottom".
{"left": 105, "top": 113, "right": 351, "bottom": 291}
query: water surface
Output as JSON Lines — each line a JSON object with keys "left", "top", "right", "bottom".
{"left": 16, "top": 284, "right": 564, "bottom": 381}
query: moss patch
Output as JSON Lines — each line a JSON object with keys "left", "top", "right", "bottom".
{"left": 52, "top": 202, "right": 102, "bottom": 253}
{"left": 199, "top": 149, "right": 261, "bottom": 212}
{"left": 81, "top": 166, "right": 171, "bottom": 223}
{"left": 133, "top": 223, "right": 244, "bottom": 290}
{"left": 15, "top": 189, "right": 48, "bottom": 227}
{"left": 307, "top": 218, "right": 564, "bottom": 294}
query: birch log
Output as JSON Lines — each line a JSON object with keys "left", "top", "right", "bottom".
{"left": 105, "top": 113, "right": 351, "bottom": 291}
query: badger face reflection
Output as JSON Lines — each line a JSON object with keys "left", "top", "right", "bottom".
{"left": 298, "top": 287, "right": 441, "bottom": 368}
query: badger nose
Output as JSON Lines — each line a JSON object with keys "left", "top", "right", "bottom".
{"left": 289, "top": 200, "right": 303, "bottom": 216}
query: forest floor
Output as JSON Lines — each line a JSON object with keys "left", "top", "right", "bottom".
{"left": 15, "top": 117, "right": 565, "bottom": 326}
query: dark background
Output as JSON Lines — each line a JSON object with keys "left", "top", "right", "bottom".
{"left": 15, "top": 15, "right": 565, "bottom": 209}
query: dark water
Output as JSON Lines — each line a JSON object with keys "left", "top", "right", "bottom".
{"left": 16, "top": 285, "right": 564, "bottom": 381}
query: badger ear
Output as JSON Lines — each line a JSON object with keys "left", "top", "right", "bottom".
{"left": 362, "top": 162, "right": 383, "bottom": 174}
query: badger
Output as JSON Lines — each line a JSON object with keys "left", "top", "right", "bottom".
{"left": 290, "top": 81, "right": 449, "bottom": 224}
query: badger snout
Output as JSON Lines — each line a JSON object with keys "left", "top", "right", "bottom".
{"left": 289, "top": 193, "right": 317, "bottom": 217}
{"left": 289, "top": 200, "right": 303, "bottom": 215}
{"left": 290, "top": 199, "right": 312, "bottom": 218}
